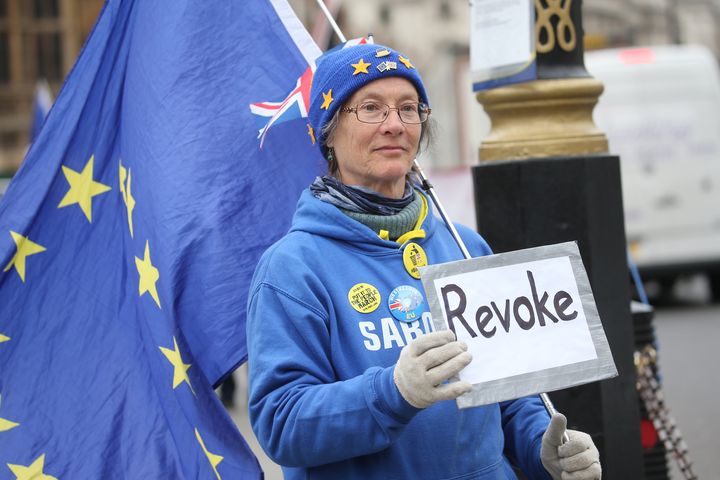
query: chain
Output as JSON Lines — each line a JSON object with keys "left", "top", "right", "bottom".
{"left": 635, "top": 346, "right": 698, "bottom": 480}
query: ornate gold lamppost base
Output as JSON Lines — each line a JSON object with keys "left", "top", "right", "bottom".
{"left": 477, "top": 77, "right": 608, "bottom": 162}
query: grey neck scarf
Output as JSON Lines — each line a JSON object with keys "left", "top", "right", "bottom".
{"left": 310, "top": 175, "right": 415, "bottom": 216}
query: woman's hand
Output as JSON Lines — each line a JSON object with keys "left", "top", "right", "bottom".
{"left": 393, "top": 330, "right": 473, "bottom": 408}
{"left": 541, "top": 413, "right": 602, "bottom": 480}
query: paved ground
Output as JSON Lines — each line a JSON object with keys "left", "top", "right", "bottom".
{"left": 229, "top": 275, "right": 718, "bottom": 479}
{"left": 229, "top": 365, "right": 283, "bottom": 480}
{"left": 650, "top": 275, "right": 718, "bottom": 479}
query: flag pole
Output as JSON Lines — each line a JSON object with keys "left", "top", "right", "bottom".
{"left": 312, "top": 1, "right": 564, "bottom": 434}
{"left": 314, "top": 0, "right": 346, "bottom": 42}
{"left": 412, "top": 160, "right": 564, "bottom": 434}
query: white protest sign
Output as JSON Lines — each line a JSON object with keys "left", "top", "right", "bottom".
{"left": 420, "top": 242, "right": 617, "bottom": 408}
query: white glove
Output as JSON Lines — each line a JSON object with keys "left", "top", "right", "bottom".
{"left": 541, "top": 413, "right": 602, "bottom": 480}
{"left": 393, "top": 330, "right": 473, "bottom": 408}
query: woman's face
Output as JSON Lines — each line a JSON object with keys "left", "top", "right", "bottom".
{"left": 327, "top": 77, "right": 422, "bottom": 199}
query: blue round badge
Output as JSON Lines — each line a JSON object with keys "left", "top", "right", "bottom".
{"left": 387, "top": 285, "right": 425, "bottom": 323}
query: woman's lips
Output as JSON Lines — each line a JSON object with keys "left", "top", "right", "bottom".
{"left": 375, "top": 145, "right": 405, "bottom": 152}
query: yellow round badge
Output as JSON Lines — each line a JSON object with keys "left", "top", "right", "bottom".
{"left": 348, "top": 283, "right": 381, "bottom": 313}
{"left": 403, "top": 242, "right": 427, "bottom": 279}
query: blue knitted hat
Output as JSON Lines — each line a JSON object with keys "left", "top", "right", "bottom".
{"left": 308, "top": 43, "right": 429, "bottom": 157}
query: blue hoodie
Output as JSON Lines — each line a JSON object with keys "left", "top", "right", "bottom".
{"left": 247, "top": 189, "right": 552, "bottom": 480}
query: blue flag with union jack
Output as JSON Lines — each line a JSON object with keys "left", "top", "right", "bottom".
{"left": 249, "top": 36, "right": 368, "bottom": 147}
{"left": 0, "top": 0, "right": 322, "bottom": 477}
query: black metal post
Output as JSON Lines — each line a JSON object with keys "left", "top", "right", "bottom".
{"left": 472, "top": 1, "right": 645, "bottom": 478}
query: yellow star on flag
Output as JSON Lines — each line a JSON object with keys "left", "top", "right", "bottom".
{"left": 7, "top": 454, "right": 58, "bottom": 480}
{"left": 0, "top": 333, "right": 9, "bottom": 343}
{"left": 351, "top": 58, "right": 371, "bottom": 75}
{"left": 321, "top": 89, "right": 333, "bottom": 110}
{"left": 195, "top": 428, "right": 224, "bottom": 480}
{"left": 135, "top": 240, "right": 161, "bottom": 308}
{"left": 0, "top": 417, "right": 19, "bottom": 432}
{"left": 3, "top": 231, "right": 46, "bottom": 283}
{"left": 307, "top": 124, "right": 315, "bottom": 145}
{"left": 57, "top": 155, "right": 112, "bottom": 223}
{"left": 398, "top": 56, "right": 414, "bottom": 69}
{"left": 119, "top": 161, "right": 136, "bottom": 238}
{"left": 159, "top": 337, "right": 194, "bottom": 394}
{"left": 0, "top": 393, "right": 19, "bottom": 433}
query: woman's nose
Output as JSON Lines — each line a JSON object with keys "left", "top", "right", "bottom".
{"left": 380, "top": 108, "right": 405, "bottom": 132}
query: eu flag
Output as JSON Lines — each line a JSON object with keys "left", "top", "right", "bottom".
{"left": 0, "top": 0, "right": 322, "bottom": 477}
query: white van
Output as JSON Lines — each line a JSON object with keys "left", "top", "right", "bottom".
{"left": 585, "top": 45, "right": 720, "bottom": 300}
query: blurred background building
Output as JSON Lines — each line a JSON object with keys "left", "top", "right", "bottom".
{"left": 289, "top": 0, "right": 720, "bottom": 171}
{"left": 0, "top": 0, "right": 103, "bottom": 172}
{"left": 2, "top": 0, "right": 720, "bottom": 172}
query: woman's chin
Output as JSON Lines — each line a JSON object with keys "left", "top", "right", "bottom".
{"left": 376, "top": 156, "right": 413, "bottom": 173}
{"left": 377, "top": 167, "right": 411, "bottom": 184}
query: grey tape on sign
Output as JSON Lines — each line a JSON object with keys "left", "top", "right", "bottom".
{"left": 419, "top": 241, "right": 617, "bottom": 409}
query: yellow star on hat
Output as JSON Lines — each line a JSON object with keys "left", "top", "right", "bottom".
{"left": 321, "top": 89, "right": 333, "bottom": 110}
{"left": 351, "top": 58, "right": 371, "bottom": 75}
{"left": 398, "top": 56, "right": 414, "bottom": 69}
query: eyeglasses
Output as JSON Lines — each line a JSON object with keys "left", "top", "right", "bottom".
{"left": 341, "top": 101, "right": 431, "bottom": 125}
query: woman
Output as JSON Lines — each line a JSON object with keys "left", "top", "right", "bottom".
{"left": 247, "top": 42, "right": 601, "bottom": 480}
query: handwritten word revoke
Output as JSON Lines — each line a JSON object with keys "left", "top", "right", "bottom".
{"left": 420, "top": 242, "right": 617, "bottom": 407}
